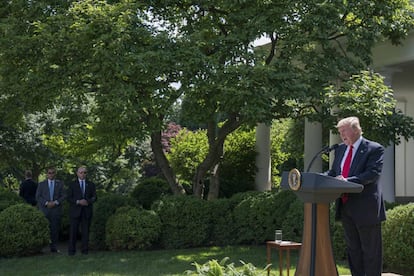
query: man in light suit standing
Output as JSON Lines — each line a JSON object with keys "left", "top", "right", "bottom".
{"left": 67, "top": 166, "right": 97, "bottom": 255}
{"left": 327, "top": 116, "right": 385, "bottom": 276}
{"left": 36, "top": 166, "right": 65, "bottom": 253}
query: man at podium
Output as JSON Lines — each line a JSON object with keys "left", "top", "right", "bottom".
{"left": 326, "top": 116, "right": 386, "bottom": 276}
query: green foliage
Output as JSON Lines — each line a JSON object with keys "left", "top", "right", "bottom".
{"left": 383, "top": 203, "right": 414, "bottom": 273}
{"left": 168, "top": 129, "right": 208, "bottom": 187}
{"left": 219, "top": 128, "right": 257, "bottom": 197}
{"left": 2, "top": 0, "right": 414, "bottom": 203}
{"left": 331, "top": 202, "right": 414, "bottom": 266}
{"left": 130, "top": 177, "right": 172, "bottom": 209}
{"left": 384, "top": 200, "right": 401, "bottom": 211}
{"left": 233, "top": 190, "right": 298, "bottom": 244}
{"left": 90, "top": 193, "right": 137, "bottom": 250}
{"left": 153, "top": 195, "right": 210, "bottom": 249}
{"left": 322, "top": 70, "right": 414, "bottom": 146}
{"left": 205, "top": 199, "right": 237, "bottom": 245}
{"left": 0, "top": 204, "right": 49, "bottom": 257}
{"left": 168, "top": 125, "right": 291, "bottom": 197}
{"left": 185, "top": 257, "right": 265, "bottom": 276}
{"left": 106, "top": 206, "right": 161, "bottom": 251}
{"left": 331, "top": 221, "right": 347, "bottom": 261}
{"left": 281, "top": 199, "right": 304, "bottom": 242}
{"left": 0, "top": 189, "right": 24, "bottom": 212}
{"left": 270, "top": 120, "right": 294, "bottom": 186}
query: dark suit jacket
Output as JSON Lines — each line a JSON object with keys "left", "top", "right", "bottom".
{"left": 19, "top": 179, "right": 38, "bottom": 206}
{"left": 36, "top": 179, "right": 65, "bottom": 215}
{"left": 67, "top": 179, "right": 97, "bottom": 219}
{"left": 327, "top": 138, "right": 386, "bottom": 226}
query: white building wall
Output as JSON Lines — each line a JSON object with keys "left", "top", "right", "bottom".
{"left": 372, "top": 31, "right": 414, "bottom": 201}
{"left": 391, "top": 67, "right": 414, "bottom": 199}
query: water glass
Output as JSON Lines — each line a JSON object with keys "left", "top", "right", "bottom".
{"left": 275, "top": 230, "right": 282, "bottom": 243}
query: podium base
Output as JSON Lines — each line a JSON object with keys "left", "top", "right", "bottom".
{"left": 295, "top": 203, "right": 338, "bottom": 276}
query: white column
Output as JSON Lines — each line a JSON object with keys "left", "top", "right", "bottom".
{"left": 255, "top": 123, "right": 271, "bottom": 191}
{"left": 304, "top": 119, "right": 323, "bottom": 172}
{"left": 378, "top": 67, "right": 398, "bottom": 202}
{"left": 329, "top": 131, "right": 342, "bottom": 168}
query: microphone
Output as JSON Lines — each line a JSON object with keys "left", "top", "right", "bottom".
{"left": 321, "top": 143, "right": 339, "bottom": 154}
{"left": 306, "top": 144, "right": 340, "bottom": 172}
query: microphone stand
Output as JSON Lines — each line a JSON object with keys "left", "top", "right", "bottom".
{"left": 306, "top": 146, "right": 330, "bottom": 173}
{"left": 306, "top": 144, "right": 339, "bottom": 172}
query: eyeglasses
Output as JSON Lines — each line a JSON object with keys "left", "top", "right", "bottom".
{"left": 79, "top": 171, "right": 87, "bottom": 174}
{"left": 47, "top": 171, "right": 56, "bottom": 175}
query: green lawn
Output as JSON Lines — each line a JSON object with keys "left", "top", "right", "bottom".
{"left": 0, "top": 245, "right": 351, "bottom": 276}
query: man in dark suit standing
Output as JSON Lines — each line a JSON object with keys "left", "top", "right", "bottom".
{"left": 36, "top": 167, "right": 65, "bottom": 253}
{"left": 19, "top": 170, "right": 38, "bottom": 206}
{"left": 67, "top": 166, "right": 97, "bottom": 255}
{"left": 327, "top": 116, "right": 385, "bottom": 276}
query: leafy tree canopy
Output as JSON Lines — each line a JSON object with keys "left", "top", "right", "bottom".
{"left": 1, "top": 0, "right": 414, "bottom": 196}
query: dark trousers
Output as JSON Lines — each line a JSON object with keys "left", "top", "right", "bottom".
{"left": 68, "top": 209, "right": 91, "bottom": 254}
{"left": 45, "top": 209, "right": 61, "bottom": 250}
{"left": 341, "top": 205, "right": 383, "bottom": 276}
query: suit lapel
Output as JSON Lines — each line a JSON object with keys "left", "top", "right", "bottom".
{"left": 349, "top": 139, "right": 368, "bottom": 175}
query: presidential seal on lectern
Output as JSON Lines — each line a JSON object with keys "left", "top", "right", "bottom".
{"left": 288, "top": 168, "right": 301, "bottom": 191}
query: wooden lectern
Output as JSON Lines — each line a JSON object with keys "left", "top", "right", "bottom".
{"left": 281, "top": 170, "right": 363, "bottom": 276}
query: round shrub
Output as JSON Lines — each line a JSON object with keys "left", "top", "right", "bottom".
{"left": 0, "top": 204, "right": 49, "bottom": 257}
{"left": 106, "top": 206, "right": 161, "bottom": 250}
{"left": 130, "top": 177, "right": 172, "bottom": 209}
{"left": 90, "top": 193, "right": 137, "bottom": 250}
{"left": 383, "top": 203, "right": 414, "bottom": 274}
{"left": 0, "top": 189, "right": 24, "bottom": 212}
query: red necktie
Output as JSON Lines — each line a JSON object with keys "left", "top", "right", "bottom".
{"left": 341, "top": 145, "right": 353, "bottom": 203}
{"left": 342, "top": 145, "right": 353, "bottom": 178}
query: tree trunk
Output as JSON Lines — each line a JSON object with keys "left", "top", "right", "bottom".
{"left": 207, "top": 162, "right": 220, "bottom": 200}
{"left": 193, "top": 114, "right": 242, "bottom": 199}
{"left": 151, "top": 131, "right": 186, "bottom": 196}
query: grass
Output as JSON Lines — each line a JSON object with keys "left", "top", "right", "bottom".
{"left": 0, "top": 245, "right": 351, "bottom": 276}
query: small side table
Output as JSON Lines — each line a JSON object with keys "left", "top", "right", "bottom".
{"left": 266, "top": 240, "right": 302, "bottom": 276}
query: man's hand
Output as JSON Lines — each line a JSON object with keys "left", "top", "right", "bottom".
{"left": 47, "top": 201, "right": 56, "bottom": 208}
{"left": 336, "top": 175, "right": 347, "bottom": 181}
{"left": 78, "top": 199, "right": 89, "bottom": 206}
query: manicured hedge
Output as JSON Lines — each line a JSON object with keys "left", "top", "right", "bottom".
{"left": 0, "top": 204, "right": 49, "bottom": 257}
{"left": 383, "top": 203, "right": 414, "bottom": 274}
{"left": 105, "top": 206, "right": 161, "bottom": 250}
{"left": 153, "top": 195, "right": 211, "bottom": 249}
{"left": 90, "top": 193, "right": 137, "bottom": 250}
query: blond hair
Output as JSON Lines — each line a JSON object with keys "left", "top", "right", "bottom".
{"left": 336, "top": 116, "right": 363, "bottom": 135}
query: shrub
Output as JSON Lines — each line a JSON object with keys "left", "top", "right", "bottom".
{"left": 219, "top": 129, "right": 257, "bottom": 198}
{"left": 281, "top": 198, "right": 304, "bottom": 242}
{"left": 233, "top": 190, "right": 297, "bottom": 244}
{"left": 153, "top": 195, "right": 210, "bottom": 249}
{"left": 130, "top": 177, "right": 172, "bottom": 209}
{"left": 383, "top": 203, "right": 414, "bottom": 274}
{"left": 0, "top": 189, "right": 24, "bottom": 212}
{"left": 0, "top": 204, "right": 49, "bottom": 257}
{"left": 90, "top": 193, "right": 137, "bottom": 250}
{"left": 331, "top": 221, "right": 347, "bottom": 261}
{"left": 105, "top": 206, "right": 161, "bottom": 250}
{"left": 205, "top": 199, "right": 237, "bottom": 245}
